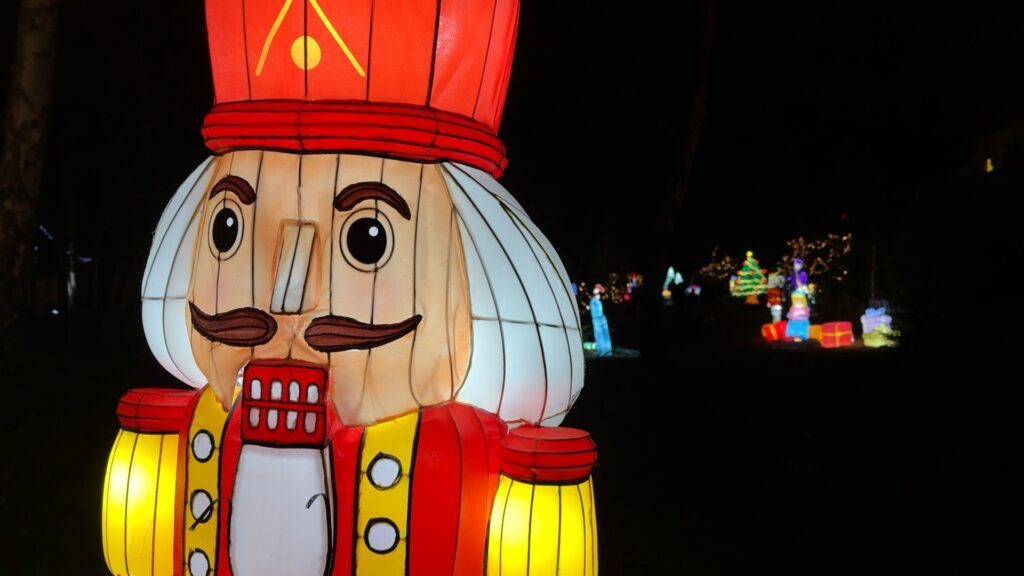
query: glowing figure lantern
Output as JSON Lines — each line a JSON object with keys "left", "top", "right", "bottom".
{"left": 662, "top": 266, "right": 682, "bottom": 299}
{"left": 732, "top": 251, "right": 767, "bottom": 304}
{"left": 102, "top": 2, "right": 597, "bottom": 575}
{"left": 790, "top": 257, "right": 809, "bottom": 295}
{"left": 766, "top": 288, "right": 784, "bottom": 323}
{"left": 590, "top": 284, "right": 612, "bottom": 357}
{"left": 785, "top": 292, "right": 811, "bottom": 341}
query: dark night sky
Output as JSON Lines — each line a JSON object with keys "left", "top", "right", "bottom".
{"left": 2, "top": 0, "right": 1021, "bottom": 314}
{"left": 2, "top": 4, "right": 1021, "bottom": 574}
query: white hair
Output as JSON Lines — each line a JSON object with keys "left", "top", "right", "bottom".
{"left": 141, "top": 157, "right": 583, "bottom": 426}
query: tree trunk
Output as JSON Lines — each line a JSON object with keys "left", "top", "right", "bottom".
{"left": 0, "top": 0, "right": 59, "bottom": 352}
{"left": 654, "top": 0, "right": 717, "bottom": 274}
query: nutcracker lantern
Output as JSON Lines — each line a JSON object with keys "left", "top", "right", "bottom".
{"left": 102, "top": 2, "right": 597, "bottom": 575}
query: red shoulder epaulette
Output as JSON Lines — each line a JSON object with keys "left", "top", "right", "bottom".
{"left": 116, "top": 387, "right": 200, "bottom": 434}
{"left": 499, "top": 426, "right": 597, "bottom": 483}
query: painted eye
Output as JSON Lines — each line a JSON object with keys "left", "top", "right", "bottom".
{"left": 209, "top": 199, "right": 243, "bottom": 259}
{"left": 340, "top": 209, "right": 394, "bottom": 272}
{"left": 347, "top": 218, "right": 387, "bottom": 264}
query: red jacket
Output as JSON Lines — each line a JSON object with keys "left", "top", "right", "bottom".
{"left": 113, "top": 383, "right": 596, "bottom": 576}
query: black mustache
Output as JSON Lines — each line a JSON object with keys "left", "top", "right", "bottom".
{"left": 189, "top": 302, "right": 277, "bottom": 347}
{"left": 304, "top": 314, "right": 422, "bottom": 352}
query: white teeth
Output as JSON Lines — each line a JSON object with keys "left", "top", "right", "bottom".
{"left": 305, "top": 413, "right": 317, "bottom": 434}
{"left": 270, "top": 380, "right": 282, "bottom": 400}
{"left": 288, "top": 380, "right": 300, "bottom": 402}
{"left": 306, "top": 385, "right": 319, "bottom": 404}
{"left": 250, "top": 379, "right": 262, "bottom": 400}
{"left": 286, "top": 410, "right": 298, "bottom": 430}
{"left": 267, "top": 409, "right": 279, "bottom": 430}
{"left": 249, "top": 408, "right": 260, "bottom": 428}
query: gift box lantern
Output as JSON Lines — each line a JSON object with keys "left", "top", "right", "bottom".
{"left": 861, "top": 307, "right": 893, "bottom": 335}
{"left": 761, "top": 321, "right": 788, "bottom": 342}
{"left": 103, "top": 1, "right": 597, "bottom": 575}
{"left": 821, "top": 321, "right": 855, "bottom": 348}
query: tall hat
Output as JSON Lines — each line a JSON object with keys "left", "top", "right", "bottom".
{"left": 201, "top": 0, "right": 519, "bottom": 177}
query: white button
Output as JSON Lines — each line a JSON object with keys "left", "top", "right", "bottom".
{"left": 189, "top": 549, "right": 210, "bottom": 576}
{"left": 306, "top": 384, "right": 319, "bottom": 403}
{"left": 366, "top": 519, "right": 398, "bottom": 553}
{"left": 250, "top": 378, "right": 262, "bottom": 400}
{"left": 191, "top": 431, "right": 214, "bottom": 462}
{"left": 369, "top": 455, "right": 401, "bottom": 489}
{"left": 304, "top": 412, "right": 317, "bottom": 434}
{"left": 267, "top": 409, "right": 279, "bottom": 430}
{"left": 190, "top": 490, "right": 212, "bottom": 522}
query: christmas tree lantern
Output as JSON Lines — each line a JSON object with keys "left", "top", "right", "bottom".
{"left": 102, "top": 2, "right": 596, "bottom": 575}
{"left": 732, "top": 251, "right": 767, "bottom": 304}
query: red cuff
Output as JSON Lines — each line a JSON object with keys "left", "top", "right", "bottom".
{"left": 500, "top": 426, "right": 597, "bottom": 484}
{"left": 116, "top": 388, "right": 199, "bottom": 434}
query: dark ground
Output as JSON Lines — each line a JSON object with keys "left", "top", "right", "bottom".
{"left": 3, "top": 288, "right": 1016, "bottom": 575}
{"left": 1, "top": 0, "right": 1020, "bottom": 573}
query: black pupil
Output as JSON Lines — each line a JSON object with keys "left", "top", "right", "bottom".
{"left": 346, "top": 218, "right": 387, "bottom": 265}
{"left": 212, "top": 207, "right": 239, "bottom": 254}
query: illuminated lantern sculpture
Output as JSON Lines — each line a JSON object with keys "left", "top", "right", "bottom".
{"left": 862, "top": 307, "right": 899, "bottom": 348}
{"left": 589, "top": 284, "right": 612, "bottom": 357}
{"left": 661, "top": 266, "right": 682, "bottom": 299}
{"left": 820, "top": 321, "right": 855, "bottom": 348}
{"left": 766, "top": 288, "right": 784, "bottom": 323}
{"left": 766, "top": 273, "right": 784, "bottom": 322}
{"left": 785, "top": 292, "right": 811, "bottom": 341}
{"left": 790, "top": 257, "right": 809, "bottom": 295}
{"left": 102, "top": 2, "right": 597, "bottom": 575}
{"left": 732, "top": 251, "right": 767, "bottom": 304}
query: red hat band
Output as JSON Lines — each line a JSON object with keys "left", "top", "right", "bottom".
{"left": 202, "top": 0, "right": 519, "bottom": 178}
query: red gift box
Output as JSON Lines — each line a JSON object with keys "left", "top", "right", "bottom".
{"left": 762, "top": 321, "right": 788, "bottom": 342}
{"left": 821, "top": 321, "right": 854, "bottom": 348}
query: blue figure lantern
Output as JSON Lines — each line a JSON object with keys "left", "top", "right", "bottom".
{"left": 590, "top": 285, "right": 612, "bottom": 357}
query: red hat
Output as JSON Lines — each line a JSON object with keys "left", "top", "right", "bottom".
{"left": 201, "top": 0, "right": 519, "bottom": 178}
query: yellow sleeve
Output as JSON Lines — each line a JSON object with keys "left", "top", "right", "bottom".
{"left": 102, "top": 427, "right": 181, "bottom": 576}
{"left": 486, "top": 474, "right": 598, "bottom": 576}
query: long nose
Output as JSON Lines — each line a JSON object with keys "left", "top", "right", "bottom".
{"left": 270, "top": 221, "right": 319, "bottom": 315}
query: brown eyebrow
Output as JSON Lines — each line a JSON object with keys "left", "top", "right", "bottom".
{"left": 334, "top": 182, "right": 411, "bottom": 220}
{"left": 209, "top": 175, "right": 256, "bottom": 205}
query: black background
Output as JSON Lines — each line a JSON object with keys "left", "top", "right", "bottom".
{"left": 1, "top": 1, "right": 1020, "bottom": 574}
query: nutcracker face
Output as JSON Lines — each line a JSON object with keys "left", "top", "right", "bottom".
{"left": 184, "top": 151, "right": 471, "bottom": 425}
{"left": 144, "top": 152, "right": 584, "bottom": 427}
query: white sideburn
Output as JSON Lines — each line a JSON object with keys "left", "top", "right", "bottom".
{"left": 230, "top": 446, "right": 331, "bottom": 576}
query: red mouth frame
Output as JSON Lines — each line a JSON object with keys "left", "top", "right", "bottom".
{"left": 240, "top": 360, "right": 329, "bottom": 447}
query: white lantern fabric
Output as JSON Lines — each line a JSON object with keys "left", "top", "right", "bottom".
{"left": 141, "top": 155, "right": 583, "bottom": 426}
